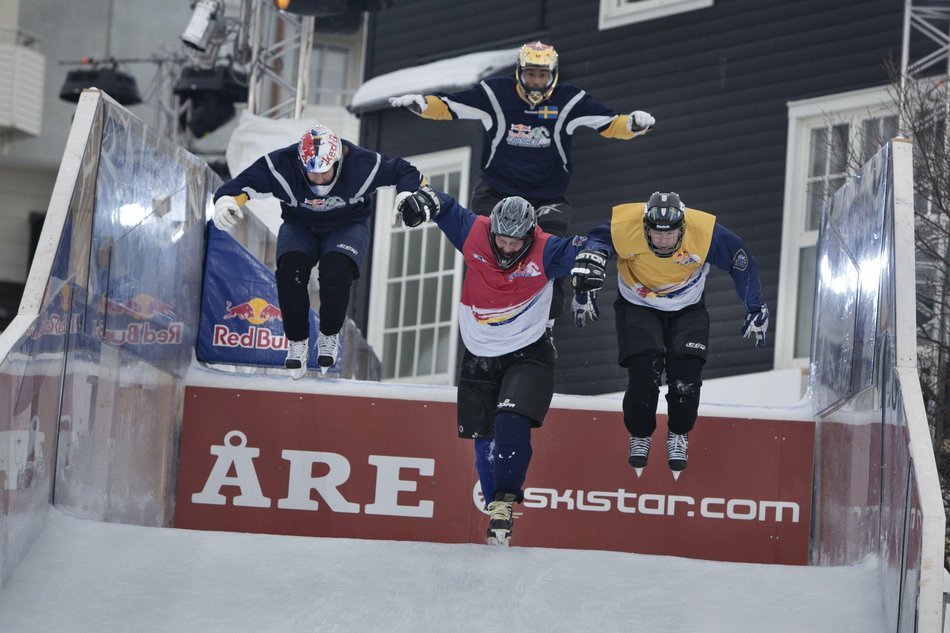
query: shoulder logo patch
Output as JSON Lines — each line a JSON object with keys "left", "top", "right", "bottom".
{"left": 733, "top": 249, "right": 749, "bottom": 272}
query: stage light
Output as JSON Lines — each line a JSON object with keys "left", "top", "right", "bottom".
{"left": 174, "top": 65, "right": 248, "bottom": 137}
{"left": 59, "top": 60, "right": 142, "bottom": 106}
{"left": 181, "top": 0, "right": 224, "bottom": 52}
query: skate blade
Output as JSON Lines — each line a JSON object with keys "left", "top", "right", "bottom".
{"left": 488, "top": 530, "right": 511, "bottom": 547}
{"left": 288, "top": 367, "right": 307, "bottom": 380}
{"left": 634, "top": 467, "right": 644, "bottom": 478}
{"left": 671, "top": 470, "right": 682, "bottom": 481}
{"left": 319, "top": 366, "right": 330, "bottom": 376}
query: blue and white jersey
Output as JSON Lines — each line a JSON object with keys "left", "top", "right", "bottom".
{"left": 215, "top": 140, "right": 422, "bottom": 228}
{"left": 421, "top": 77, "right": 639, "bottom": 200}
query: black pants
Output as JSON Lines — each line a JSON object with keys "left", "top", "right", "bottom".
{"left": 615, "top": 298, "right": 708, "bottom": 437}
{"left": 469, "top": 179, "right": 571, "bottom": 322}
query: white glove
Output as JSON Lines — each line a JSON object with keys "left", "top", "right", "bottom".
{"left": 392, "top": 191, "right": 412, "bottom": 226}
{"left": 741, "top": 304, "right": 769, "bottom": 349}
{"left": 628, "top": 110, "right": 655, "bottom": 136}
{"left": 572, "top": 291, "right": 600, "bottom": 330}
{"left": 388, "top": 94, "right": 427, "bottom": 114}
{"left": 213, "top": 196, "right": 243, "bottom": 231}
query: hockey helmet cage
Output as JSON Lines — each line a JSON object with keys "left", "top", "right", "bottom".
{"left": 644, "top": 191, "right": 686, "bottom": 258}
{"left": 489, "top": 196, "right": 537, "bottom": 270}
{"left": 516, "top": 41, "right": 558, "bottom": 107}
{"left": 298, "top": 124, "right": 342, "bottom": 175}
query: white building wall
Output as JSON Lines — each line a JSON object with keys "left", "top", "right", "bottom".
{"left": 0, "top": 166, "right": 55, "bottom": 282}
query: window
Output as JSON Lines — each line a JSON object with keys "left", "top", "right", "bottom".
{"left": 777, "top": 86, "right": 897, "bottom": 368}
{"left": 309, "top": 31, "right": 363, "bottom": 107}
{"left": 368, "top": 148, "right": 471, "bottom": 384}
{"left": 599, "top": 0, "right": 714, "bottom": 30}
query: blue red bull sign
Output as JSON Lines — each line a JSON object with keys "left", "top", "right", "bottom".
{"left": 196, "top": 223, "right": 341, "bottom": 372}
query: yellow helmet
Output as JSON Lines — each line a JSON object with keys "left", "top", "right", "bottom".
{"left": 515, "top": 41, "right": 558, "bottom": 107}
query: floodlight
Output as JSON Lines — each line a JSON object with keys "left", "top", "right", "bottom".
{"left": 181, "top": 0, "right": 224, "bottom": 52}
{"left": 59, "top": 63, "right": 142, "bottom": 106}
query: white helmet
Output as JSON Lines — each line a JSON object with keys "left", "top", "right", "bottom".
{"left": 298, "top": 124, "right": 342, "bottom": 174}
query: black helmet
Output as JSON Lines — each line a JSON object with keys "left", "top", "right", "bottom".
{"left": 644, "top": 192, "right": 686, "bottom": 258}
{"left": 489, "top": 197, "right": 536, "bottom": 270}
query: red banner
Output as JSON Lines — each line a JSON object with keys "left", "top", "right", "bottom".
{"left": 175, "top": 386, "right": 814, "bottom": 564}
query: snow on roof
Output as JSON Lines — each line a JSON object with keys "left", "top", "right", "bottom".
{"left": 349, "top": 48, "right": 519, "bottom": 114}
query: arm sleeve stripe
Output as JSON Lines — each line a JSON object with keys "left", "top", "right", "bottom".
{"left": 479, "top": 81, "right": 507, "bottom": 170}
{"left": 265, "top": 154, "right": 297, "bottom": 207}
{"left": 352, "top": 154, "right": 382, "bottom": 201}
{"left": 567, "top": 114, "right": 617, "bottom": 135}
{"left": 552, "top": 90, "right": 586, "bottom": 168}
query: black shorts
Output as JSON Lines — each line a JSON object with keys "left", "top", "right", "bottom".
{"left": 456, "top": 334, "right": 556, "bottom": 439}
{"left": 615, "top": 298, "right": 710, "bottom": 366}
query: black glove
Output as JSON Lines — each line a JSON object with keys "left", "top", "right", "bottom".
{"left": 571, "top": 248, "right": 608, "bottom": 292}
{"left": 398, "top": 185, "right": 440, "bottom": 228}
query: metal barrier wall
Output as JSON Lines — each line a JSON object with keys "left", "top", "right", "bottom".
{"left": 808, "top": 139, "right": 944, "bottom": 632}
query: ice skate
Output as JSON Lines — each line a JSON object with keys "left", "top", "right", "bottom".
{"left": 316, "top": 332, "right": 340, "bottom": 375}
{"left": 628, "top": 435, "right": 652, "bottom": 477}
{"left": 667, "top": 431, "right": 688, "bottom": 480}
{"left": 486, "top": 494, "right": 516, "bottom": 546}
{"left": 284, "top": 338, "right": 309, "bottom": 380}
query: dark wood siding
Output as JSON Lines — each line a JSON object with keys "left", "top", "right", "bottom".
{"left": 359, "top": 0, "right": 907, "bottom": 394}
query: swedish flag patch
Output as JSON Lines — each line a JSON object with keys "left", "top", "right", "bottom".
{"left": 536, "top": 106, "right": 559, "bottom": 119}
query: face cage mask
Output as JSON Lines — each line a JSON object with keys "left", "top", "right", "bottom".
{"left": 490, "top": 231, "right": 534, "bottom": 271}
{"left": 645, "top": 226, "right": 685, "bottom": 258}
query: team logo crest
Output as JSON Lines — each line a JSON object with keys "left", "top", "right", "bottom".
{"left": 733, "top": 249, "right": 749, "bottom": 272}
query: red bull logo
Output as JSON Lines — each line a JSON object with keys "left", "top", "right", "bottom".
{"left": 223, "top": 298, "right": 282, "bottom": 325}
{"left": 108, "top": 293, "right": 177, "bottom": 320}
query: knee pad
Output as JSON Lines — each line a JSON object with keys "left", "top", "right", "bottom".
{"left": 665, "top": 355, "right": 703, "bottom": 434}
{"left": 318, "top": 252, "right": 356, "bottom": 293}
{"left": 276, "top": 251, "right": 315, "bottom": 289}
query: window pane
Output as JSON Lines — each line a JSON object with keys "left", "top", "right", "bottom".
{"left": 418, "top": 327, "right": 435, "bottom": 375}
{"left": 447, "top": 171, "right": 461, "bottom": 198}
{"left": 429, "top": 173, "right": 445, "bottom": 191}
{"left": 389, "top": 231, "right": 404, "bottom": 278}
{"left": 805, "top": 181, "right": 824, "bottom": 232}
{"left": 882, "top": 115, "right": 897, "bottom": 141}
{"left": 439, "top": 274, "right": 454, "bottom": 321}
{"left": 829, "top": 123, "right": 849, "bottom": 173}
{"left": 436, "top": 325, "right": 451, "bottom": 373}
{"left": 311, "top": 46, "right": 350, "bottom": 106}
{"left": 795, "top": 245, "right": 817, "bottom": 358}
{"left": 443, "top": 238, "right": 455, "bottom": 268}
{"left": 383, "top": 332, "right": 398, "bottom": 379}
{"left": 403, "top": 279, "right": 419, "bottom": 325}
{"left": 809, "top": 128, "right": 828, "bottom": 177}
{"left": 406, "top": 230, "right": 422, "bottom": 276}
{"left": 399, "top": 330, "right": 416, "bottom": 377}
{"left": 424, "top": 226, "right": 441, "bottom": 273}
{"left": 385, "top": 281, "right": 401, "bottom": 328}
{"left": 421, "top": 277, "right": 438, "bottom": 324}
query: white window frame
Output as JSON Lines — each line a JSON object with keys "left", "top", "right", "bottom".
{"left": 598, "top": 0, "right": 714, "bottom": 30}
{"left": 777, "top": 85, "right": 896, "bottom": 369}
{"left": 368, "top": 147, "right": 471, "bottom": 385}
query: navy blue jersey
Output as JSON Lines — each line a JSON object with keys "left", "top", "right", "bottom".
{"left": 215, "top": 140, "right": 423, "bottom": 228}
{"left": 423, "top": 77, "right": 638, "bottom": 200}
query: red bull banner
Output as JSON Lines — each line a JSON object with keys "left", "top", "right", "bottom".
{"left": 196, "top": 224, "right": 341, "bottom": 371}
{"left": 175, "top": 386, "right": 815, "bottom": 564}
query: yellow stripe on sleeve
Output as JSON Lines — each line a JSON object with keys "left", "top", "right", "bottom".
{"left": 418, "top": 96, "right": 454, "bottom": 121}
{"left": 600, "top": 115, "right": 636, "bottom": 140}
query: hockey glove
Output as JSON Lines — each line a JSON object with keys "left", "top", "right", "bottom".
{"left": 572, "top": 291, "right": 600, "bottom": 330}
{"left": 213, "top": 195, "right": 243, "bottom": 231}
{"left": 388, "top": 94, "right": 427, "bottom": 114}
{"left": 741, "top": 304, "right": 769, "bottom": 348}
{"left": 627, "top": 110, "right": 655, "bottom": 137}
{"left": 571, "top": 248, "right": 608, "bottom": 292}
{"left": 397, "top": 185, "right": 440, "bottom": 228}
